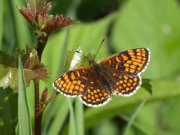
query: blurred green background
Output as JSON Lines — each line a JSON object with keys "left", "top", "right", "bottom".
{"left": 1, "top": 0, "right": 180, "bottom": 135}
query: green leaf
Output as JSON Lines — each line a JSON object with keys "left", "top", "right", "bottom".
{"left": 18, "top": 56, "right": 32, "bottom": 135}
{"left": 85, "top": 80, "right": 180, "bottom": 128}
{"left": 0, "top": 0, "right": 2, "bottom": 49}
{"left": 128, "top": 99, "right": 180, "bottom": 135}
{"left": 0, "top": 88, "right": 18, "bottom": 135}
{"left": 0, "top": 49, "right": 48, "bottom": 89}
{"left": 67, "top": 99, "right": 77, "bottom": 135}
{"left": 142, "top": 79, "right": 152, "bottom": 95}
{"left": 10, "top": 0, "right": 31, "bottom": 49}
{"left": 75, "top": 99, "right": 84, "bottom": 135}
{"left": 112, "top": 0, "right": 180, "bottom": 79}
{"left": 42, "top": 96, "right": 69, "bottom": 135}
{"left": 41, "top": 29, "right": 70, "bottom": 135}
{"left": 107, "top": 0, "right": 180, "bottom": 134}
{"left": 0, "top": 64, "right": 36, "bottom": 89}
{"left": 91, "top": 120, "right": 119, "bottom": 135}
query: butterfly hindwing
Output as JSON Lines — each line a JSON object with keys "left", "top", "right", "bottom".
{"left": 80, "top": 76, "right": 111, "bottom": 107}
{"left": 53, "top": 67, "right": 90, "bottom": 97}
{"left": 111, "top": 72, "right": 141, "bottom": 96}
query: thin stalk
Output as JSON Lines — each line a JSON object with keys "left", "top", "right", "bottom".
{"left": 123, "top": 100, "right": 146, "bottom": 135}
{"left": 34, "top": 32, "right": 48, "bottom": 135}
{"left": 34, "top": 80, "right": 42, "bottom": 135}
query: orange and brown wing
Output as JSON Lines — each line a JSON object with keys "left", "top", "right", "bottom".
{"left": 53, "top": 67, "right": 90, "bottom": 97}
{"left": 100, "top": 48, "right": 150, "bottom": 75}
{"left": 80, "top": 78, "right": 111, "bottom": 107}
{"left": 111, "top": 73, "right": 141, "bottom": 96}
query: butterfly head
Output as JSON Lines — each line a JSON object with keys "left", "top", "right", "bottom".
{"left": 75, "top": 50, "right": 98, "bottom": 66}
{"left": 75, "top": 39, "right": 105, "bottom": 67}
{"left": 88, "top": 58, "right": 97, "bottom": 66}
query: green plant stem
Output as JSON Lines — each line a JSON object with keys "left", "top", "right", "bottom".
{"left": 123, "top": 100, "right": 146, "bottom": 135}
{"left": 34, "top": 80, "right": 42, "bottom": 135}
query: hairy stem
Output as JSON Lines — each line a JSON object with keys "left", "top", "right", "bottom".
{"left": 34, "top": 80, "right": 42, "bottom": 135}
{"left": 34, "top": 32, "right": 48, "bottom": 135}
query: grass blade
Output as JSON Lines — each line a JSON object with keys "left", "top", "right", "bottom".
{"left": 75, "top": 98, "right": 84, "bottom": 135}
{"left": 42, "top": 96, "right": 69, "bottom": 135}
{"left": 0, "top": 0, "right": 3, "bottom": 49}
{"left": 41, "top": 29, "right": 70, "bottom": 135}
{"left": 67, "top": 99, "right": 77, "bottom": 135}
{"left": 10, "top": 0, "right": 31, "bottom": 49}
{"left": 123, "top": 100, "right": 146, "bottom": 135}
{"left": 75, "top": 99, "right": 84, "bottom": 135}
{"left": 18, "top": 56, "right": 32, "bottom": 135}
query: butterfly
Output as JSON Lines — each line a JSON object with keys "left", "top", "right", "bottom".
{"left": 53, "top": 48, "right": 150, "bottom": 107}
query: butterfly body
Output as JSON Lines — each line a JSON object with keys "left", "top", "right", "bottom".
{"left": 90, "top": 63, "right": 114, "bottom": 94}
{"left": 53, "top": 48, "right": 150, "bottom": 107}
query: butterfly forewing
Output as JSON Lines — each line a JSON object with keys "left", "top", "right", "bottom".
{"left": 53, "top": 67, "right": 90, "bottom": 97}
{"left": 100, "top": 48, "right": 150, "bottom": 75}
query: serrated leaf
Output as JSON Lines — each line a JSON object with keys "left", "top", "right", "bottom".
{"left": 0, "top": 49, "right": 48, "bottom": 89}
{"left": 0, "top": 64, "right": 36, "bottom": 89}
{"left": 32, "top": 63, "right": 48, "bottom": 81}
{"left": 23, "top": 48, "right": 48, "bottom": 81}
{"left": 18, "top": 2, "right": 74, "bottom": 34}
{"left": 23, "top": 49, "right": 39, "bottom": 69}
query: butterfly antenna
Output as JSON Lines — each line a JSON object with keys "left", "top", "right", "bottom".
{"left": 93, "top": 38, "right": 105, "bottom": 60}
